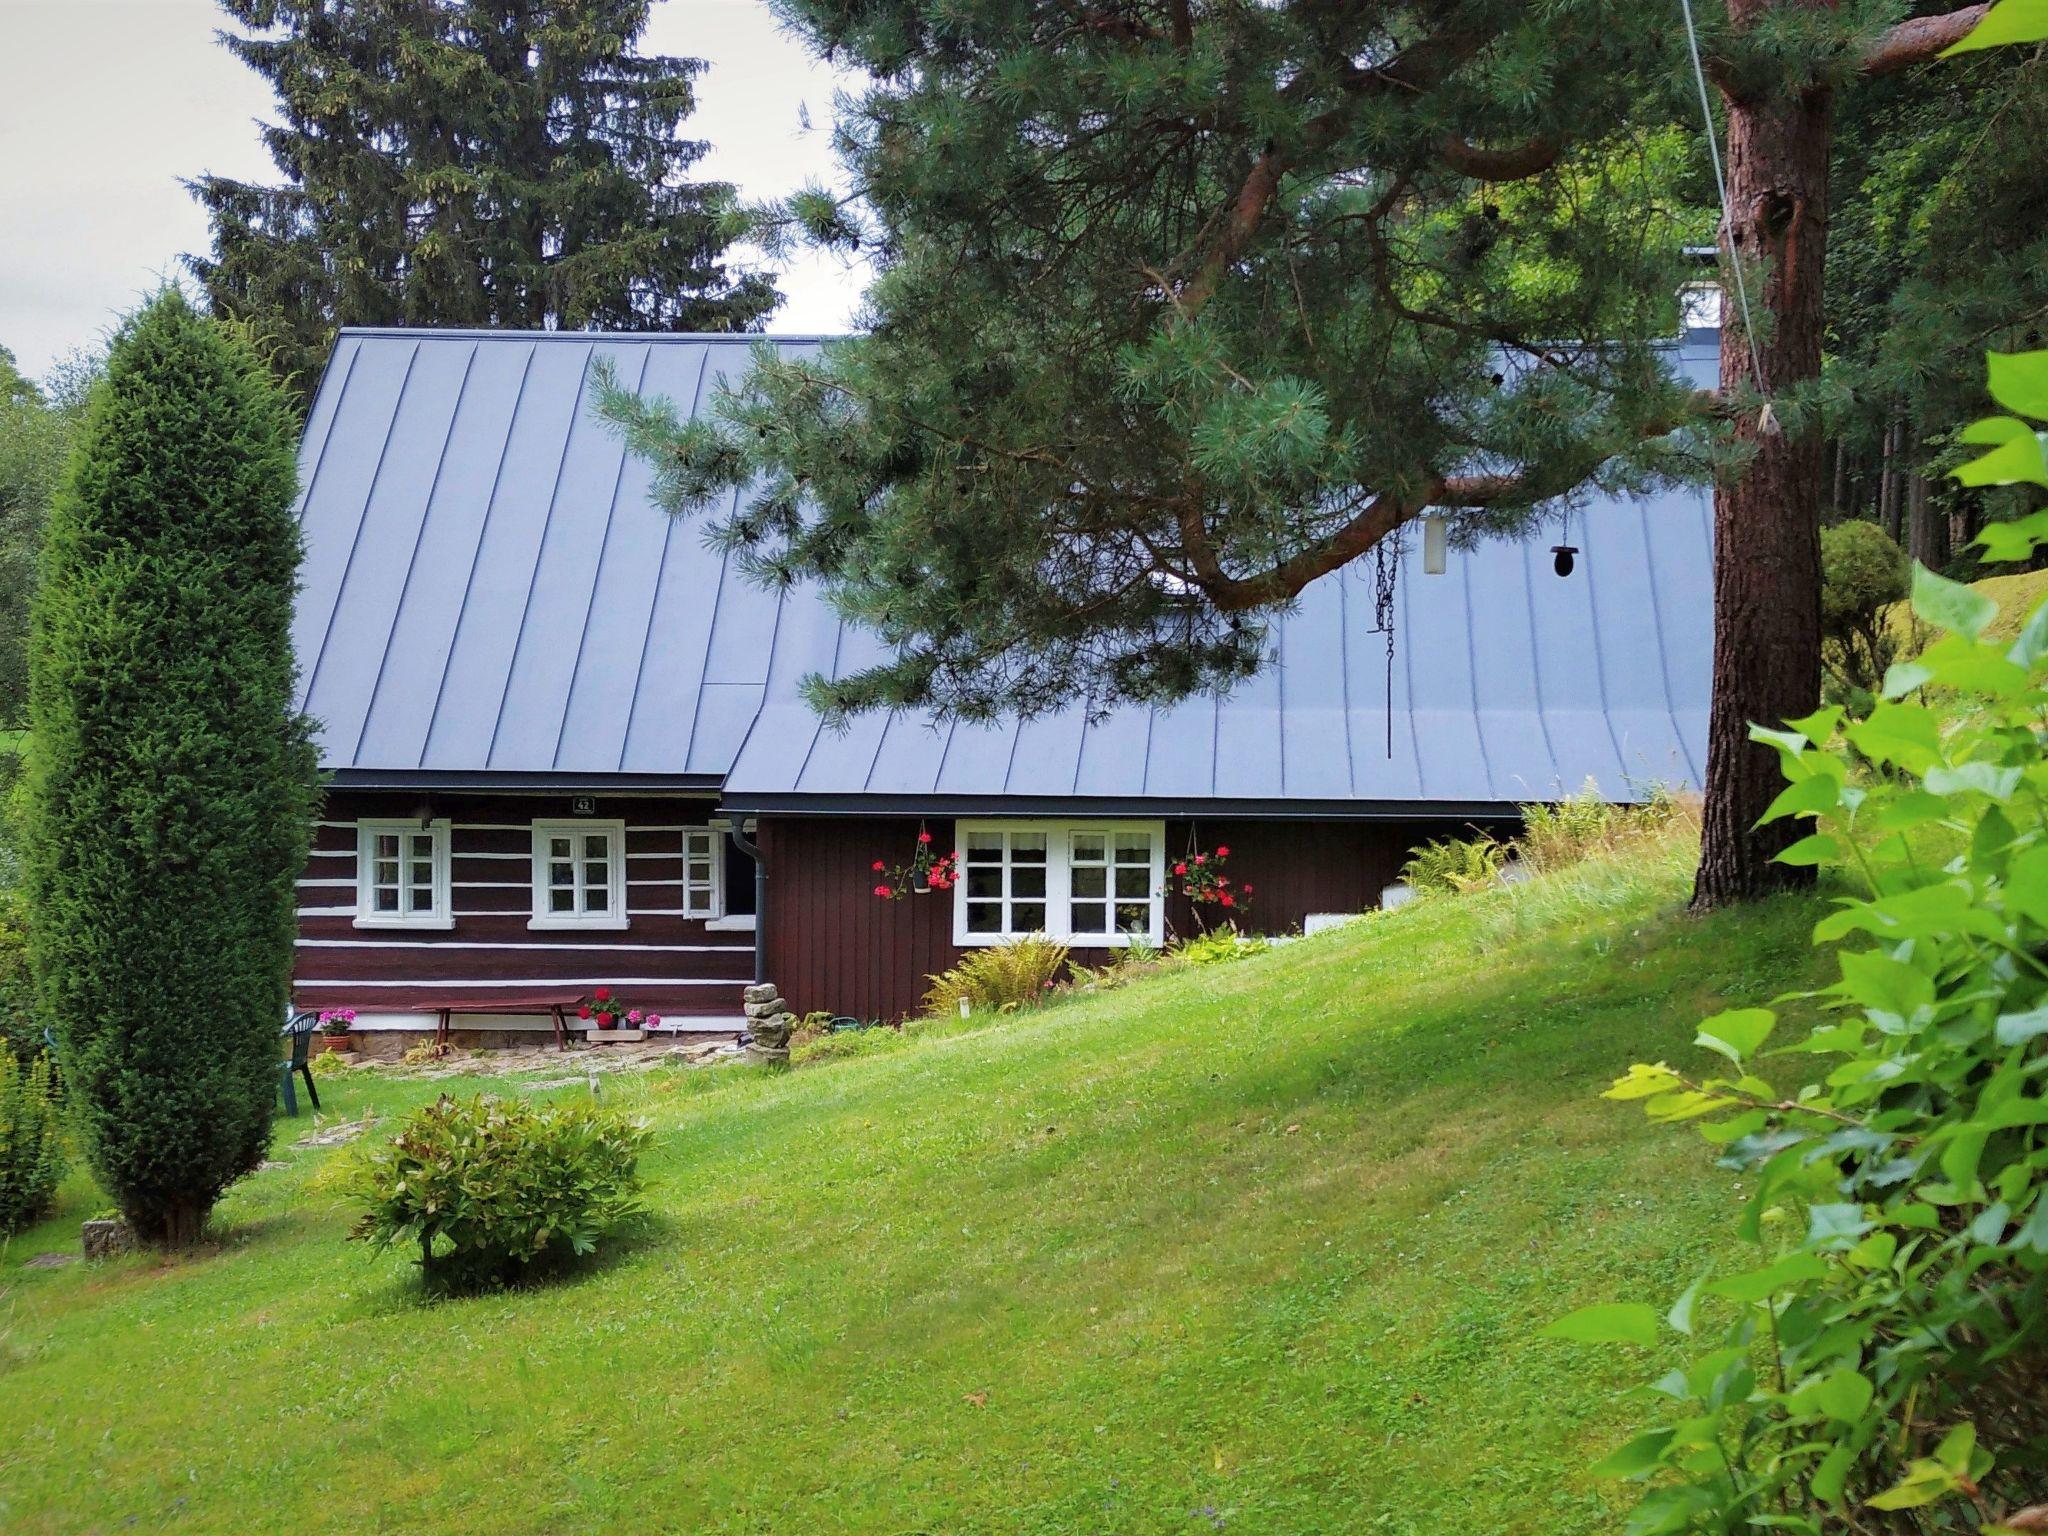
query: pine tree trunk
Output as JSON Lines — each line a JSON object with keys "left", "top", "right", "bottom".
{"left": 1879, "top": 415, "right": 1902, "bottom": 541}
{"left": 1691, "top": 71, "right": 1831, "bottom": 913}
{"left": 1908, "top": 469, "right": 1940, "bottom": 567}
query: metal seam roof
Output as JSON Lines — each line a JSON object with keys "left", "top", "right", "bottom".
{"left": 293, "top": 327, "right": 1716, "bottom": 808}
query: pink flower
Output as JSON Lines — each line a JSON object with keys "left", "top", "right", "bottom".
{"left": 627, "top": 1009, "right": 643, "bottom": 1024}
{"left": 1173, "top": 862, "right": 1187, "bottom": 876}
{"left": 1242, "top": 883, "right": 1255, "bottom": 895}
{"left": 1193, "top": 853, "right": 1206, "bottom": 864}
{"left": 647, "top": 1014, "right": 662, "bottom": 1027}
{"left": 918, "top": 830, "right": 933, "bottom": 844}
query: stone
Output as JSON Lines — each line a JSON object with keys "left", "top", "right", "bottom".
{"left": 81, "top": 1218, "right": 134, "bottom": 1261}
{"left": 749, "top": 1017, "right": 794, "bottom": 1049}
{"left": 744, "top": 1043, "right": 791, "bottom": 1065}
{"left": 743, "top": 998, "right": 790, "bottom": 1020}
{"left": 24, "top": 1252, "right": 77, "bottom": 1270}
{"left": 742, "top": 982, "right": 781, "bottom": 1005}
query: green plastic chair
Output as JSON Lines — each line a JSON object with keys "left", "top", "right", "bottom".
{"left": 279, "top": 1012, "right": 321, "bottom": 1116}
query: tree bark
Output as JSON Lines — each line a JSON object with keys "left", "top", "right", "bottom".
{"left": 1690, "top": 67, "right": 1832, "bottom": 912}
{"left": 1879, "top": 414, "right": 1902, "bottom": 541}
{"left": 1908, "top": 467, "right": 1943, "bottom": 568}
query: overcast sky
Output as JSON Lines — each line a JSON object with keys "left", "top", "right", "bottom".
{"left": 0, "top": 0, "right": 869, "bottom": 383}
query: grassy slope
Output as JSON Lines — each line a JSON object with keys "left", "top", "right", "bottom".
{"left": 0, "top": 840, "right": 1822, "bottom": 1535}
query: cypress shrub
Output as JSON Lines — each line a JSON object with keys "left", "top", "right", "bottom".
{"left": 22, "top": 290, "right": 316, "bottom": 1247}
{"left": 0, "top": 1045, "right": 64, "bottom": 1233}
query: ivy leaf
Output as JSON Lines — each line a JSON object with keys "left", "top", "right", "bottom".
{"left": 1706, "top": 1251, "right": 1829, "bottom": 1303}
{"left": 1589, "top": 1428, "right": 1676, "bottom": 1479}
{"left": 1925, "top": 762, "right": 2023, "bottom": 800}
{"left": 1910, "top": 564, "right": 1999, "bottom": 640}
{"left": 1775, "top": 833, "right": 1839, "bottom": 866}
{"left": 1988, "top": 349, "right": 2048, "bottom": 415}
{"left": 1695, "top": 1008, "right": 1776, "bottom": 1064}
{"left": 1867, "top": 1461, "right": 1962, "bottom": 1510}
{"left": 1955, "top": 430, "right": 2048, "bottom": 489}
{"left": 1541, "top": 1302, "right": 1660, "bottom": 1347}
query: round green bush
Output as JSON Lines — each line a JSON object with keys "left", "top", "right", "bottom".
{"left": 343, "top": 1094, "right": 651, "bottom": 1291}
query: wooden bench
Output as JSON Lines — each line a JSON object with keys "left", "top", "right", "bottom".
{"left": 406, "top": 994, "right": 584, "bottom": 1053}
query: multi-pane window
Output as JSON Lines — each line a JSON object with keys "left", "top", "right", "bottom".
{"left": 953, "top": 821, "right": 1163, "bottom": 946}
{"left": 681, "top": 828, "right": 723, "bottom": 919}
{"left": 355, "top": 819, "right": 450, "bottom": 928}
{"left": 531, "top": 821, "right": 626, "bottom": 928}
{"left": 962, "top": 828, "right": 1049, "bottom": 938}
{"left": 1066, "top": 829, "right": 1158, "bottom": 938}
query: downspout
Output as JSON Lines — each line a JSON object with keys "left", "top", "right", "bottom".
{"left": 727, "top": 819, "right": 766, "bottom": 984}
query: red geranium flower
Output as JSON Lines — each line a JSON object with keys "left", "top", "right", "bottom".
{"left": 1242, "top": 883, "right": 1255, "bottom": 895}
{"left": 918, "top": 830, "right": 933, "bottom": 844}
{"left": 594, "top": 986, "right": 611, "bottom": 1002}
{"left": 1173, "top": 861, "right": 1187, "bottom": 875}
{"left": 1193, "top": 853, "right": 1206, "bottom": 864}
{"left": 577, "top": 1004, "right": 592, "bottom": 1019}
{"left": 1215, "top": 844, "right": 1230, "bottom": 858}
{"left": 1219, "top": 893, "right": 1235, "bottom": 907}
{"left": 874, "top": 884, "right": 893, "bottom": 898}
{"left": 872, "top": 859, "right": 886, "bottom": 871}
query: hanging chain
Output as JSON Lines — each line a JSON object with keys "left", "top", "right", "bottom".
{"left": 1372, "top": 537, "right": 1399, "bottom": 759}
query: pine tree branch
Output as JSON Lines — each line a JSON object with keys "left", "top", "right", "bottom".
{"left": 1860, "top": 5, "right": 1991, "bottom": 77}
{"left": 1437, "top": 135, "right": 1561, "bottom": 182}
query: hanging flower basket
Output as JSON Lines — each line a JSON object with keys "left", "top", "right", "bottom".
{"left": 1170, "top": 844, "right": 1254, "bottom": 927}
{"left": 868, "top": 824, "right": 956, "bottom": 900}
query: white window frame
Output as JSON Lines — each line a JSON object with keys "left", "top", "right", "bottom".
{"left": 530, "top": 820, "right": 628, "bottom": 931}
{"left": 354, "top": 819, "right": 452, "bottom": 930}
{"left": 681, "top": 827, "right": 724, "bottom": 920}
{"left": 952, "top": 819, "right": 1165, "bottom": 948}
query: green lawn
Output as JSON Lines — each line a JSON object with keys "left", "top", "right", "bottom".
{"left": 0, "top": 835, "right": 1823, "bottom": 1534}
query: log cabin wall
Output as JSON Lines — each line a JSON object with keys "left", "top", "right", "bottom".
{"left": 294, "top": 790, "right": 756, "bottom": 1025}
{"left": 760, "top": 814, "right": 1498, "bottom": 1023}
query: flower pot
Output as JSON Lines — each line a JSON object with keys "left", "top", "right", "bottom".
{"left": 586, "top": 1027, "right": 645, "bottom": 1044}
{"left": 317, "top": 1033, "right": 352, "bottom": 1054}
{"left": 912, "top": 872, "right": 931, "bottom": 894}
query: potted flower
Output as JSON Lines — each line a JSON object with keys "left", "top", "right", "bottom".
{"left": 869, "top": 825, "right": 957, "bottom": 900}
{"left": 316, "top": 1008, "right": 356, "bottom": 1052}
{"left": 579, "top": 988, "right": 646, "bottom": 1043}
{"left": 1169, "top": 845, "right": 1254, "bottom": 930}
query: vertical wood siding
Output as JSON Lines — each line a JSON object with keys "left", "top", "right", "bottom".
{"left": 761, "top": 813, "right": 1488, "bottom": 1022}
{"left": 293, "top": 791, "right": 753, "bottom": 1019}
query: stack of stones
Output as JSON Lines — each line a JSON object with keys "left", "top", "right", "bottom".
{"left": 742, "top": 982, "right": 794, "bottom": 1064}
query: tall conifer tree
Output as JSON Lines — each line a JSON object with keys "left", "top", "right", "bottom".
{"left": 24, "top": 292, "right": 317, "bottom": 1247}
{"left": 189, "top": 0, "right": 778, "bottom": 396}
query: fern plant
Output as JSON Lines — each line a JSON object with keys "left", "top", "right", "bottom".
{"left": 923, "top": 934, "right": 1070, "bottom": 1017}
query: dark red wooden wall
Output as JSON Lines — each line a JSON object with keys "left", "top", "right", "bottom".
{"left": 760, "top": 814, "right": 1482, "bottom": 1022}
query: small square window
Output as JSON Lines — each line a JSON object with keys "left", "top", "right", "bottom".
{"left": 355, "top": 820, "right": 451, "bottom": 929}
{"left": 531, "top": 821, "right": 625, "bottom": 929}
{"left": 681, "top": 828, "right": 724, "bottom": 919}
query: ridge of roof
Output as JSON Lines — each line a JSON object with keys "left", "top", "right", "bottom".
{"left": 333, "top": 327, "right": 846, "bottom": 344}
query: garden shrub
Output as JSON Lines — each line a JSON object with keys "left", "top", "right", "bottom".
{"left": 1071, "top": 933, "right": 1165, "bottom": 992}
{"left": 791, "top": 1023, "right": 911, "bottom": 1068}
{"left": 0, "top": 890, "right": 32, "bottom": 1064}
{"left": 22, "top": 292, "right": 317, "bottom": 1247}
{"left": 1819, "top": 518, "right": 1910, "bottom": 708}
{"left": 0, "top": 1043, "right": 64, "bottom": 1233}
{"left": 1399, "top": 832, "right": 1506, "bottom": 897}
{"left": 1545, "top": 348, "right": 2048, "bottom": 1530}
{"left": 1516, "top": 781, "right": 1688, "bottom": 876}
{"left": 1170, "top": 927, "right": 1268, "bottom": 966}
{"left": 343, "top": 1093, "right": 650, "bottom": 1290}
{"left": 923, "top": 933, "right": 1070, "bottom": 1017}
